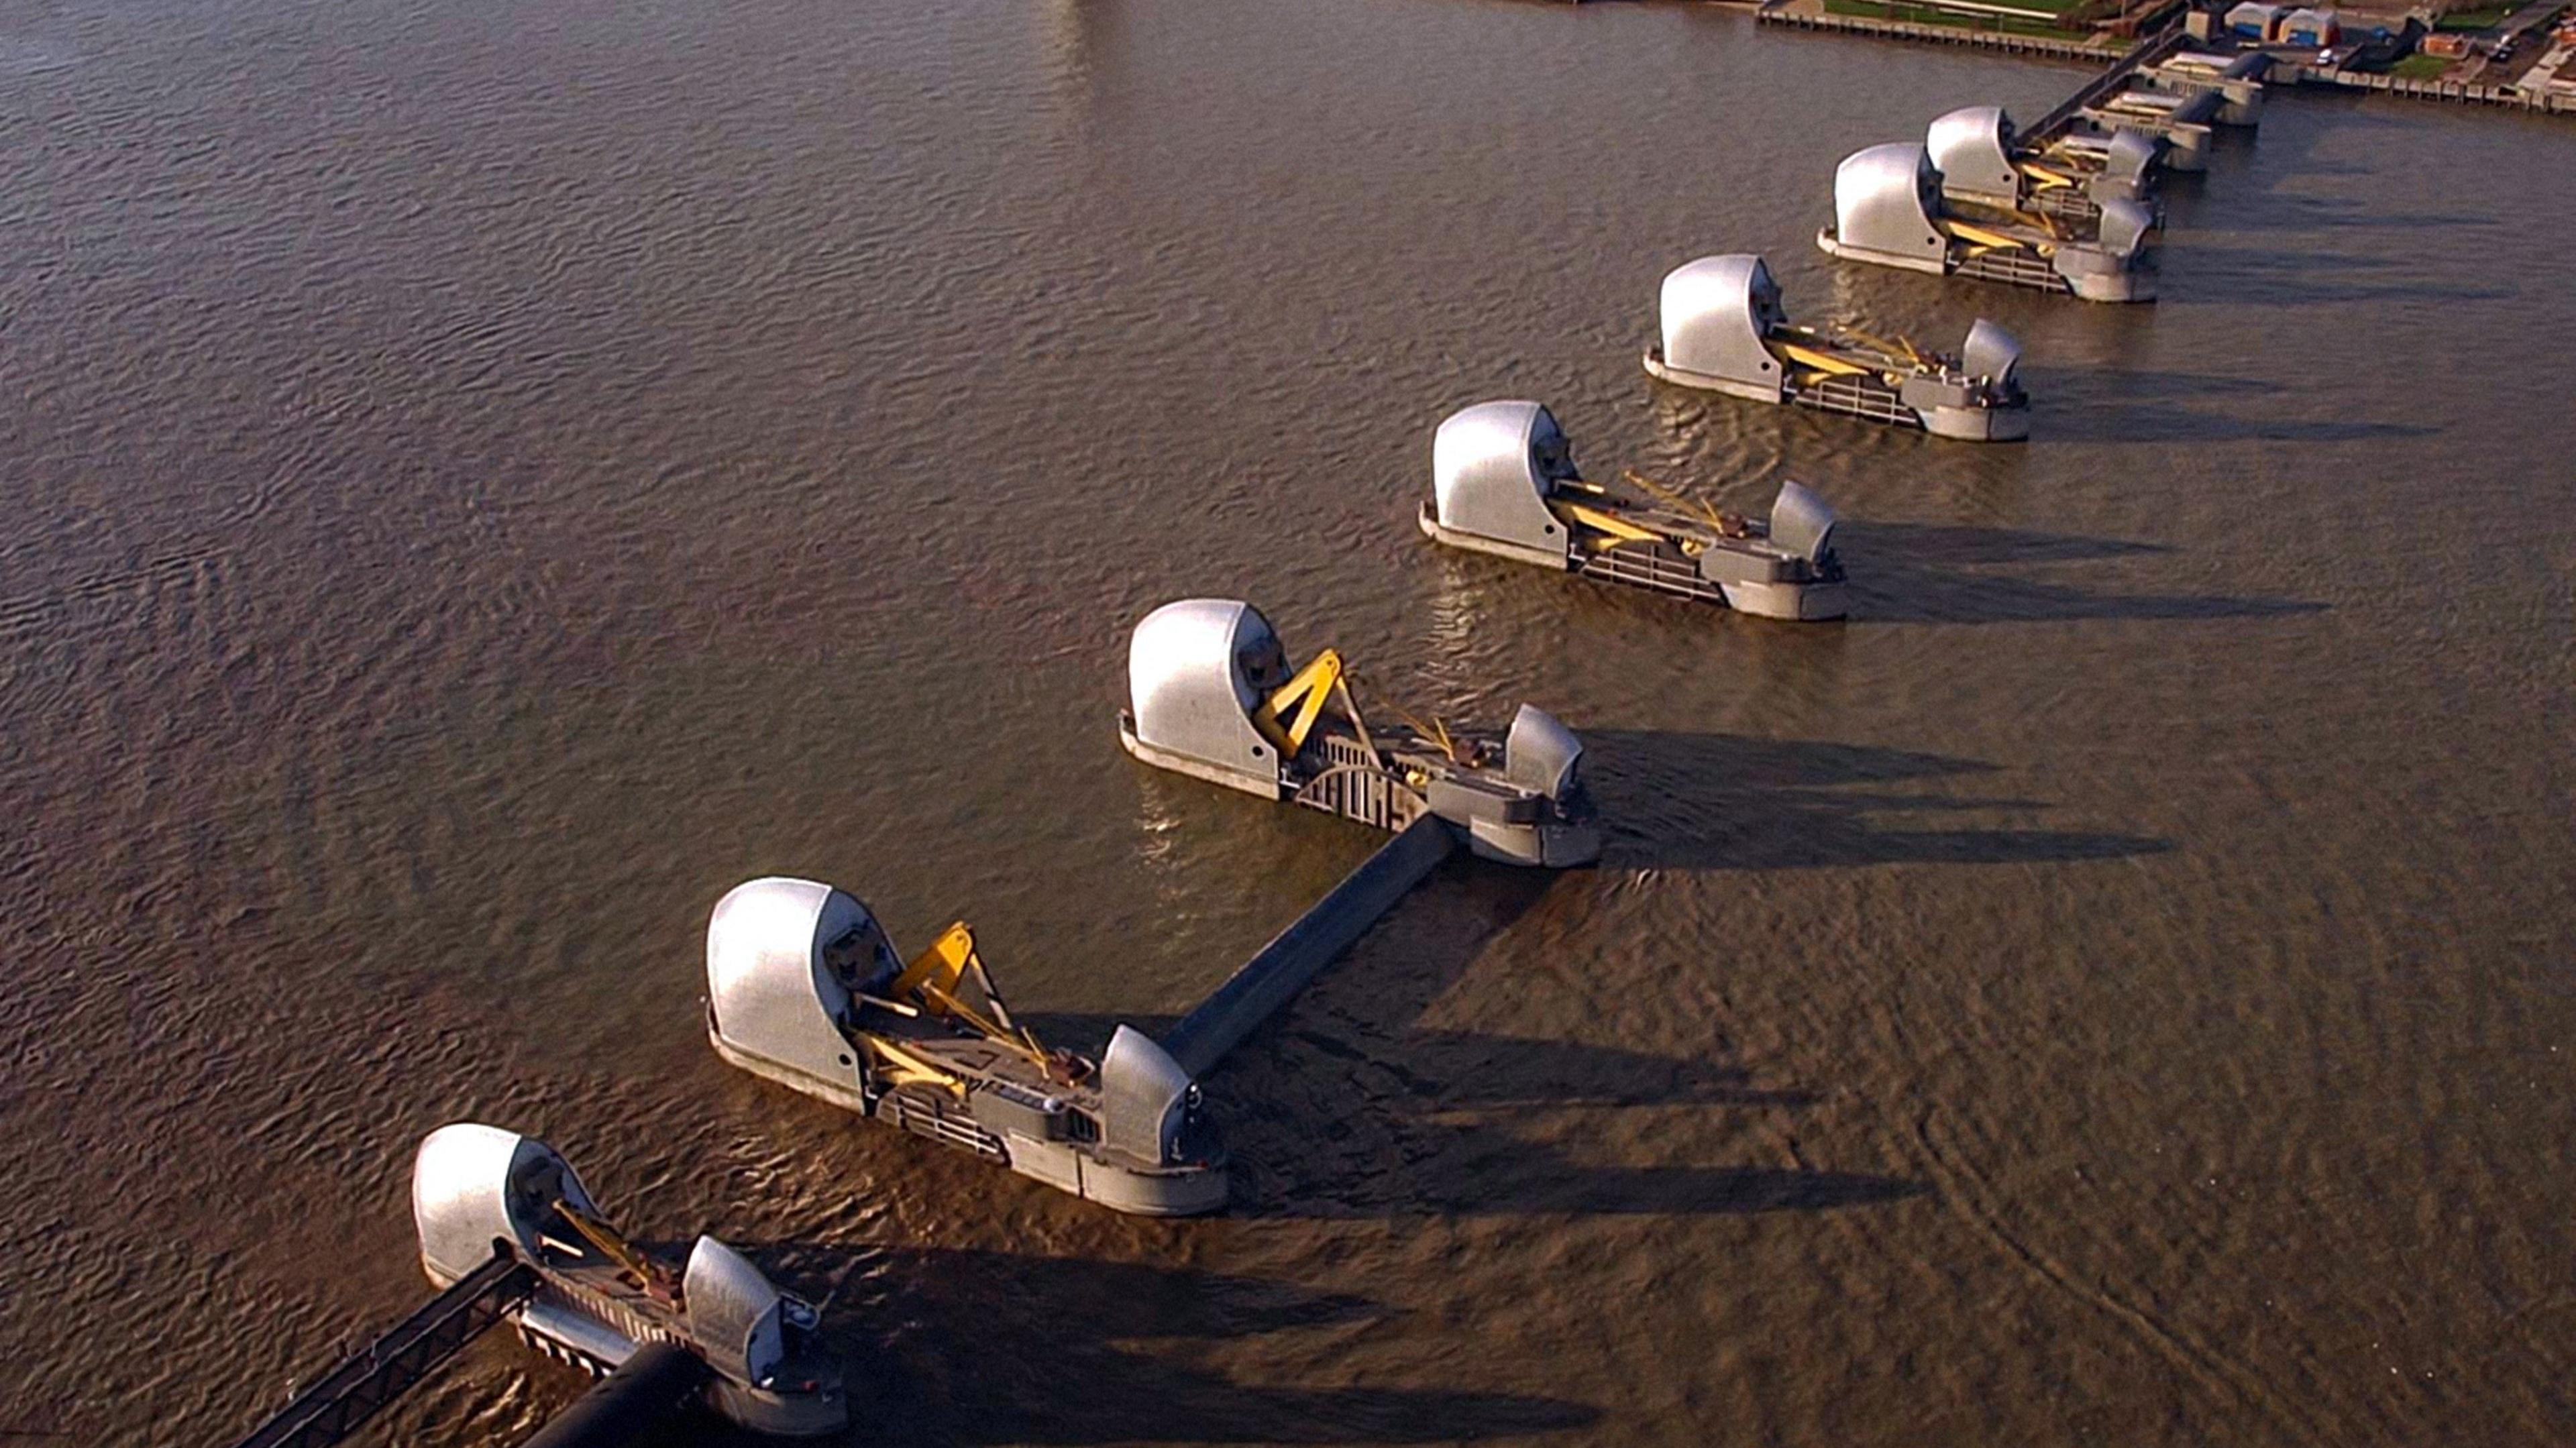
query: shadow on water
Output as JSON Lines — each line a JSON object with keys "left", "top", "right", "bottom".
{"left": 1048, "top": 1007, "right": 1820, "bottom": 1115}
{"left": 975, "top": 736, "right": 2172, "bottom": 1225}
{"left": 1850, "top": 522, "right": 2171, "bottom": 566}
{"left": 1581, "top": 729, "right": 2172, "bottom": 873}
{"left": 2164, "top": 243, "right": 2510, "bottom": 306}
{"left": 1840, "top": 520, "right": 2326, "bottom": 624}
{"left": 1030, "top": 1012, "right": 1886, "bottom": 1219}
{"left": 2037, "top": 365, "right": 2436, "bottom": 445}
{"left": 1247, "top": 1111, "right": 1924, "bottom": 1219}
{"left": 1032, "top": 862, "right": 1925, "bottom": 1222}
{"left": 709, "top": 1247, "right": 1601, "bottom": 1445}
{"left": 2182, "top": 192, "right": 2499, "bottom": 233}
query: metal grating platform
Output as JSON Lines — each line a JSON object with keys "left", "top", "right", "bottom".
{"left": 1794, "top": 373, "right": 1921, "bottom": 428}
{"left": 1575, "top": 541, "right": 1730, "bottom": 604}
{"left": 225, "top": 1249, "right": 538, "bottom": 1448}
{"left": 1955, "top": 248, "right": 2073, "bottom": 293}
{"left": 1290, "top": 734, "right": 1428, "bottom": 832}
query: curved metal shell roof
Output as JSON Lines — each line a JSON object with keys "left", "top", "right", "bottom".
{"left": 684, "top": 1235, "right": 789, "bottom": 1387}
{"left": 1962, "top": 318, "right": 2023, "bottom": 389}
{"left": 1769, "top": 481, "right": 1839, "bottom": 565}
{"left": 2096, "top": 198, "right": 2156, "bottom": 259}
{"left": 1833, "top": 143, "right": 1946, "bottom": 263}
{"left": 412, "top": 1123, "right": 598, "bottom": 1286}
{"left": 1430, "top": 400, "right": 1573, "bottom": 557}
{"left": 1658, "top": 256, "right": 1787, "bottom": 396}
{"left": 1503, "top": 704, "right": 1583, "bottom": 800}
{"left": 2101, "top": 127, "right": 2163, "bottom": 186}
{"left": 706, "top": 877, "right": 880, "bottom": 1085}
{"left": 1128, "top": 598, "right": 1283, "bottom": 781}
{"left": 1101, "top": 1023, "right": 1194, "bottom": 1167}
{"left": 1927, "top": 106, "right": 2019, "bottom": 199}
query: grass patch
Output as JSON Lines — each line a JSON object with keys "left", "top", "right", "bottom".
{"left": 2390, "top": 52, "right": 2455, "bottom": 76}
{"left": 1819, "top": 0, "right": 2091, "bottom": 34}
{"left": 2435, "top": 3, "right": 2516, "bottom": 30}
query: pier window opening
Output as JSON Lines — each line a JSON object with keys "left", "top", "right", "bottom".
{"left": 1238, "top": 634, "right": 1290, "bottom": 693}
{"left": 821, "top": 923, "right": 898, "bottom": 996}
{"left": 1532, "top": 427, "right": 1578, "bottom": 486}
{"left": 1167, "top": 1083, "right": 1221, "bottom": 1164}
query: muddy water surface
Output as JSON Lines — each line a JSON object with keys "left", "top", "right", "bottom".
{"left": 2, "top": 0, "right": 2571, "bottom": 1443}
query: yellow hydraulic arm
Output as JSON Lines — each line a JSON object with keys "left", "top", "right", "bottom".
{"left": 1252, "top": 647, "right": 1346, "bottom": 757}
{"left": 1838, "top": 326, "right": 1928, "bottom": 370}
{"left": 1775, "top": 341, "right": 1871, "bottom": 378}
{"left": 1620, "top": 469, "right": 1748, "bottom": 539}
{"left": 552, "top": 1199, "right": 681, "bottom": 1300}
{"left": 1548, "top": 468, "right": 1758, "bottom": 553}
{"left": 1944, "top": 217, "right": 2031, "bottom": 252}
{"left": 1552, "top": 499, "right": 1662, "bottom": 544}
{"left": 1773, "top": 323, "right": 1929, "bottom": 381}
{"left": 890, "top": 921, "right": 975, "bottom": 1002}
{"left": 880, "top": 921, "right": 1063, "bottom": 1082}
{"left": 867, "top": 1034, "right": 969, "bottom": 1095}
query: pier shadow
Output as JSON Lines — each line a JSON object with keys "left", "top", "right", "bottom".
{"left": 1578, "top": 730, "right": 2171, "bottom": 874}
{"left": 712, "top": 1247, "right": 1599, "bottom": 1445}
{"left": 1228, "top": 1111, "right": 1924, "bottom": 1219}
{"left": 2179, "top": 192, "right": 2498, "bottom": 233}
{"left": 1837, "top": 520, "right": 2326, "bottom": 625}
{"left": 1348, "top": 1029, "right": 1821, "bottom": 1111}
{"left": 2159, "top": 244, "right": 2512, "bottom": 307}
{"left": 2035, "top": 366, "right": 2437, "bottom": 446}
{"left": 1032, "top": 860, "right": 1915, "bottom": 1222}
{"left": 1210, "top": 864, "right": 1919, "bottom": 1219}
{"left": 1032, "top": 1011, "right": 1816, "bottom": 1113}
{"left": 1849, "top": 522, "right": 2171, "bottom": 565}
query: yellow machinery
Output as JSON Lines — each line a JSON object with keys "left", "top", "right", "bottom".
{"left": 1643, "top": 253, "right": 2033, "bottom": 439}
{"left": 854, "top": 922, "right": 1075, "bottom": 1097}
{"left": 1250, "top": 647, "right": 1357, "bottom": 759}
{"left": 550, "top": 1196, "right": 682, "bottom": 1304}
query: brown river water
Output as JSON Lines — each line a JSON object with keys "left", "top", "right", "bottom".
{"left": 3, "top": 0, "right": 2571, "bottom": 1442}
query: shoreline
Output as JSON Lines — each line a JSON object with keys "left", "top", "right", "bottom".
{"left": 1746, "top": 0, "right": 2576, "bottom": 113}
